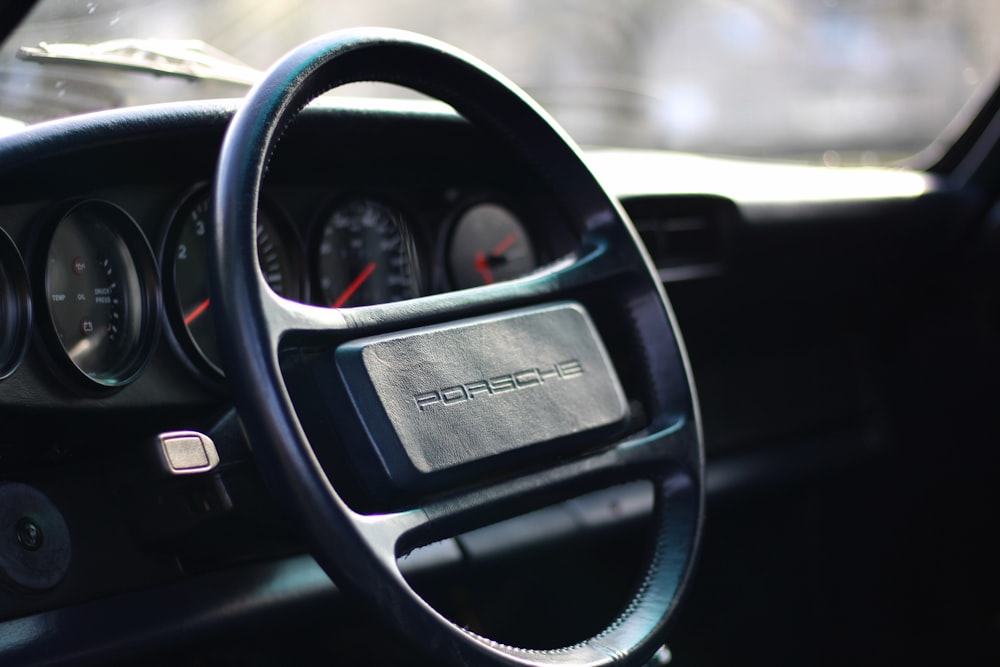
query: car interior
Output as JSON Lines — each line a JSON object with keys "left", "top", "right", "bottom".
{"left": 0, "top": 2, "right": 999, "bottom": 666}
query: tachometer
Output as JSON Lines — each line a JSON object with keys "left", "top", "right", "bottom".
{"left": 36, "top": 200, "right": 159, "bottom": 388}
{"left": 163, "top": 187, "right": 303, "bottom": 379}
{"left": 314, "top": 196, "right": 419, "bottom": 308}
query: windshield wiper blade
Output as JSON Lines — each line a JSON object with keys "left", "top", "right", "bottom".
{"left": 16, "top": 38, "right": 262, "bottom": 86}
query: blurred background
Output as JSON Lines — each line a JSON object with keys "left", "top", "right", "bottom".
{"left": 2, "top": 0, "right": 1000, "bottom": 164}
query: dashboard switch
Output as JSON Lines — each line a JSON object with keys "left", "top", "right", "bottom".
{"left": 156, "top": 431, "right": 220, "bottom": 475}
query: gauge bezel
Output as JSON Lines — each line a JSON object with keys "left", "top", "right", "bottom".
{"left": 442, "top": 196, "right": 539, "bottom": 291}
{"left": 160, "top": 184, "right": 306, "bottom": 383}
{"left": 309, "top": 192, "right": 423, "bottom": 309}
{"left": 33, "top": 199, "right": 161, "bottom": 392}
{"left": 0, "top": 227, "right": 32, "bottom": 380}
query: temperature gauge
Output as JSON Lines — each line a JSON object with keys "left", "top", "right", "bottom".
{"left": 38, "top": 200, "right": 159, "bottom": 388}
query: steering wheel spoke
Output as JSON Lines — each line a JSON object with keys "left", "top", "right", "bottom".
{"left": 390, "top": 419, "right": 697, "bottom": 555}
{"left": 350, "top": 505, "right": 431, "bottom": 561}
{"left": 270, "top": 237, "right": 632, "bottom": 339}
{"left": 263, "top": 290, "right": 346, "bottom": 335}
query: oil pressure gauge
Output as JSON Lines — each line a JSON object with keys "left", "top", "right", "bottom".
{"left": 36, "top": 200, "right": 160, "bottom": 389}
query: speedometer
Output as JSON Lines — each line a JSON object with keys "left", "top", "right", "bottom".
{"left": 314, "top": 196, "right": 419, "bottom": 308}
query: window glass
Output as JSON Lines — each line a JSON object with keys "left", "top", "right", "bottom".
{"left": 3, "top": 0, "right": 999, "bottom": 164}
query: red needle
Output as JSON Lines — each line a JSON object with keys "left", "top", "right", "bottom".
{"left": 491, "top": 233, "right": 517, "bottom": 257}
{"left": 184, "top": 298, "right": 211, "bottom": 326}
{"left": 474, "top": 251, "right": 494, "bottom": 285}
{"left": 331, "top": 261, "right": 377, "bottom": 308}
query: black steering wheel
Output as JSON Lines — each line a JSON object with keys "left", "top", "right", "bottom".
{"left": 210, "top": 28, "right": 703, "bottom": 667}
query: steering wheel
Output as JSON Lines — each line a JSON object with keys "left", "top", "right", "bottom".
{"left": 210, "top": 29, "right": 703, "bottom": 667}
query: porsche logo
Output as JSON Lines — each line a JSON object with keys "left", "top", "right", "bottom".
{"left": 412, "top": 359, "right": 583, "bottom": 411}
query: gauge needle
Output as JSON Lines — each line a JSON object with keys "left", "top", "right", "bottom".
{"left": 332, "top": 261, "right": 377, "bottom": 308}
{"left": 474, "top": 234, "right": 517, "bottom": 285}
{"left": 184, "top": 298, "right": 211, "bottom": 325}
{"left": 474, "top": 251, "right": 494, "bottom": 285}
{"left": 491, "top": 233, "right": 517, "bottom": 258}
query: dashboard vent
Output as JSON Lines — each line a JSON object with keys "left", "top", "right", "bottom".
{"left": 623, "top": 195, "right": 738, "bottom": 281}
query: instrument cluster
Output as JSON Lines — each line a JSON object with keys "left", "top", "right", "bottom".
{"left": 0, "top": 183, "right": 542, "bottom": 390}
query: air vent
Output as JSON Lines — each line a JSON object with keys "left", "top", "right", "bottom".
{"left": 623, "top": 195, "right": 738, "bottom": 281}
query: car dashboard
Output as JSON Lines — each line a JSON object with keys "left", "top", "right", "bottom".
{"left": 0, "top": 96, "right": 998, "bottom": 666}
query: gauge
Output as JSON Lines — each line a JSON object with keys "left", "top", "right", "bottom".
{"left": 164, "top": 188, "right": 303, "bottom": 378}
{"left": 37, "top": 200, "right": 159, "bottom": 388}
{"left": 447, "top": 202, "right": 536, "bottom": 289}
{"left": 314, "top": 196, "right": 419, "bottom": 308}
{"left": 0, "top": 227, "right": 31, "bottom": 380}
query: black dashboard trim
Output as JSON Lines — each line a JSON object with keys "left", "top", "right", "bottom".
{"left": 0, "top": 427, "right": 874, "bottom": 667}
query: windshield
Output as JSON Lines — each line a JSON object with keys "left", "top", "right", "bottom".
{"left": 2, "top": 0, "right": 999, "bottom": 165}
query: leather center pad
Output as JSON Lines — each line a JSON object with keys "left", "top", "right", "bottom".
{"left": 335, "top": 302, "right": 628, "bottom": 491}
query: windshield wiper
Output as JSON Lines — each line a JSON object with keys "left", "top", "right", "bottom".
{"left": 16, "top": 38, "right": 262, "bottom": 86}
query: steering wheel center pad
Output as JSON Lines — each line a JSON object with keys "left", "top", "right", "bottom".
{"left": 333, "top": 302, "right": 629, "bottom": 492}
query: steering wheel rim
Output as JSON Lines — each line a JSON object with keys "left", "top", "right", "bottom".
{"left": 211, "top": 28, "right": 703, "bottom": 667}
